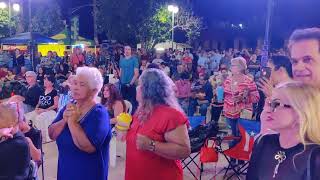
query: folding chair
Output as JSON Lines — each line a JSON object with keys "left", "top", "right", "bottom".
{"left": 183, "top": 116, "right": 219, "bottom": 180}
{"left": 221, "top": 119, "right": 260, "bottom": 180}
{"left": 26, "top": 126, "right": 45, "bottom": 180}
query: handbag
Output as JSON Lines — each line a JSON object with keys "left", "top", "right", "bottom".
{"left": 200, "top": 140, "right": 218, "bottom": 163}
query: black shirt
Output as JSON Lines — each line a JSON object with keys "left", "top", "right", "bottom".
{"left": 24, "top": 84, "right": 43, "bottom": 108}
{"left": 37, "top": 74, "right": 44, "bottom": 86}
{"left": 248, "top": 60, "right": 261, "bottom": 74}
{"left": 13, "top": 54, "right": 25, "bottom": 67}
{"left": 247, "top": 134, "right": 320, "bottom": 180}
{"left": 38, "top": 89, "right": 58, "bottom": 110}
{"left": 0, "top": 132, "right": 31, "bottom": 180}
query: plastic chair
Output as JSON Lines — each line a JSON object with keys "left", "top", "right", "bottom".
{"left": 124, "top": 100, "right": 132, "bottom": 114}
{"left": 221, "top": 119, "right": 260, "bottom": 180}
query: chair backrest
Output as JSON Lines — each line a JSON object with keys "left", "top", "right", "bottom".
{"left": 188, "top": 116, "right": 206, "bottom": 129}
{"left": 237, "top": 119, "right": 261, "bottom": 153}
{"left": 124, "top": 100, "right": 132, "bottom": 114}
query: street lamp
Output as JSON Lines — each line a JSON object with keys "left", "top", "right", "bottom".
{"left": 12, "top": 3, "right": 19, "bottom": 12}
{"left": 168, "top": 4, "right": 179, "bottom": 49}
{"left": 0, "top": 1, "right": 21, "bottom": 36}
{"left": 0, "top": 2, "right": 7, "bottom": 9}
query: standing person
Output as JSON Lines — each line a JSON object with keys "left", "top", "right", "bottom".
{"left": 37, "top": 66, "right": 45, "bottom": 86}
{"left": 53, "top": 51, "right": 62, "bottom": 64}
{"left": 49, "top": 67, "right": 111, "bottom": 180}
{"left": 85, "top": 51, "right": 95, "bottom": 66}
{"left": 121, "top": 69, "right": 190, "bottom": 180}
{"left": 247, "top": 54, "right": 261, "bottom": 77}
{"left": 119, "top": 46, "right": 139, "bottom": 112}
{"left": 13, "top": 49, "right": 25, "bottom": 74}
{"left": 288, "top": 27, "right": 320, "bottom": 87}
{"left": 247, "top": 82, "right": 320, "bottom": 180}
{"left": 223, "top": 57, "right": 259, "bottom": 148}
{"left": 256, "top": 56, "right": 293, "bottom": 126}
{"left": 70, "top": 47, "right": 85, "bottom": 68}
{"left": 62, "top": 51, "right": 69, "bottom": 64}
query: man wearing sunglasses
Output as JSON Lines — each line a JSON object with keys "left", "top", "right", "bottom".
{"left": 288, "top": 27, "right": 320, "bottom": 87}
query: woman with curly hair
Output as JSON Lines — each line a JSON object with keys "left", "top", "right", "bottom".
{"left": 101, "top": 83, "right": 126, "bottom": 126}
{"left": 123, "top": 68, "right": 191, "bottom": 180}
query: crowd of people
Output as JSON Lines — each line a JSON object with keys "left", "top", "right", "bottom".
{"left": 0, "top": 27, "right": 320, "bottom": 180}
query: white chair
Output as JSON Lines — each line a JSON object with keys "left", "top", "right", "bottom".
{"left": 124, "top": 100, "right": 132, "bottom": 114}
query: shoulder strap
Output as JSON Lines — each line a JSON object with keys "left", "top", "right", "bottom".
{"left": 307, "top": 145, "right": 320, "bottom": 180}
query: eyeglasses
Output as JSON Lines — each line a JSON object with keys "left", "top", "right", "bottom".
{"left": 268, "top": 100, "right": 292, "bottom": 112}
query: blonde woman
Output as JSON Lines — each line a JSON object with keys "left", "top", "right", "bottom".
{"left": 0, "top": 103, "right": 31, "bottom": 179}
{"left": 247, "top": 82, "right": 320, "bottom": 180}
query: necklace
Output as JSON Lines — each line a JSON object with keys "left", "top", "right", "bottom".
{"left": 273, "top": 151, "right": 286, "bottom": 178}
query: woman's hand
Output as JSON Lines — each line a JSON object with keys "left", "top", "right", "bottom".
{"left": 64, "top": 104, "right": 81, "bottom": 123}
{"left": 257, "top": 77, "right": 273, "bottom": 97}
{"left": 136, "top": 134, "right": 152, "bottom": 151}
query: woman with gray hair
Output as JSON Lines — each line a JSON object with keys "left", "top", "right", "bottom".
{"left": 49, "top": 67, "right": 111, "bottom": 180}
{"left": 223, "top": 57, "right": 259, "bottom": 149}
{"left": 123, "top": 68, "right": 191, "bottom": 180}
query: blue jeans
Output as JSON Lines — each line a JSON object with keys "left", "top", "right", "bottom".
{"left": 188, "top": 98, "right": 209, "bottom": 116}
{"left": 226, "top": 118, "right": 240, "bottom": 148}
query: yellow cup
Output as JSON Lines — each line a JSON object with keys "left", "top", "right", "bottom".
{"left": 115, "top": 113, "right": 132, "bottom": 131}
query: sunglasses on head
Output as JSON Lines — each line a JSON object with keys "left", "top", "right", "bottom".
{"left": 268, "top": 99, "right": 292, "bottom": 112}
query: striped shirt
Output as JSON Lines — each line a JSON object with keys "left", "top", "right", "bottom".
{"left": 223, "top": 75, "right": 259, "bottom": 119}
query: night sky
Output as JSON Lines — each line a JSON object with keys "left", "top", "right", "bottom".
{"left": 58, "top": 0, "right": 320, "bottom": 41}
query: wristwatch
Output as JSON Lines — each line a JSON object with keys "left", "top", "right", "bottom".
{"left": 149, "top": 140, "right": 156, "bottom": 152}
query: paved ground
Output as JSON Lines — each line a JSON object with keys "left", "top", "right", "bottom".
{"left": 38, "top": 119, "right": 244, "bottom": 180}
{"left": 38, "top": 139, "right": 243, "bottom": 180}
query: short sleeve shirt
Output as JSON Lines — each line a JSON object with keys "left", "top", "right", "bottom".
{"left": 119, "top": 56, "right": 139, "bottom": 84}
{"left": 38, "top": 89, "right": 58, "bottom": 109}
{"left": 51, "top": 104, "right": 111, "bottom": 180}
{"left": 125, "top": 105, "right": 188, "bottom": 180}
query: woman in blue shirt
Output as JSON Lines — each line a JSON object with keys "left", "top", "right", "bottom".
{"left": 49, "top": 67, "right": 111, "bottom": 180}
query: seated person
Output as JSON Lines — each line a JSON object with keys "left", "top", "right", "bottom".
{"left": 9, "top": 71, "right": 43, "bottom": 113}
{"left": 15, "top": 66, "right": 28, "bottom": 81}
{"left": 0, "top": 103, "right": 31, "bottom": 179}
{"left": 0, "top": 66, "right": 9, "bottom": 81}
{"left": 189, "top": 74, "right": 213, "bottom": 116}
{"left": 174, "top": 72, "right": 191, "bottom": 114}
{"left": 25, "top": 75, "right": 58, "bottom": 143}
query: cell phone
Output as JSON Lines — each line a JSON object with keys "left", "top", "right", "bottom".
{"left": 261, "top": 67, "right": 271, "bottom": 79}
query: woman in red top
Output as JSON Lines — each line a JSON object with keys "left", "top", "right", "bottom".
{"left": 122, "top": 68, "right": 191, "bottom": 180}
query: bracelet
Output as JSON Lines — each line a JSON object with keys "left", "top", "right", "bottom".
{"left": 149, "top": 140, "right": 156, "bottom": 152}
